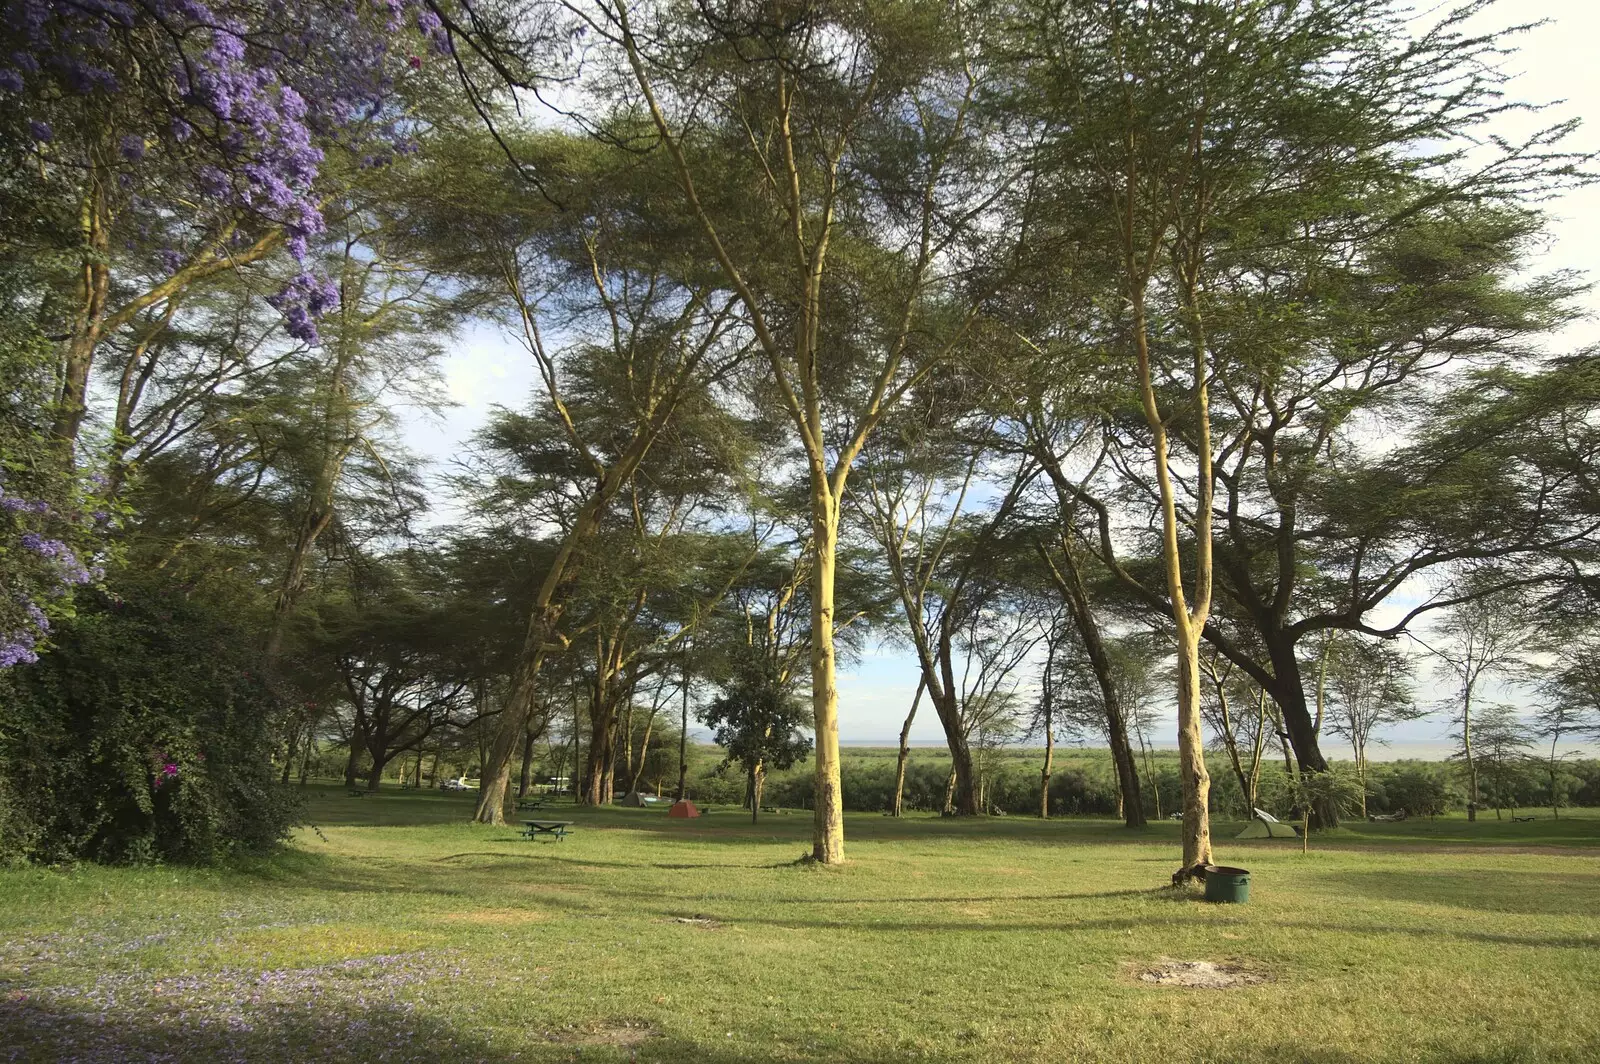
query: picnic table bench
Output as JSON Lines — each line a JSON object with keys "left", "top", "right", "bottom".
{"left": 521, "top": 820, "right": 573, "bottom": 842}
{"left": 516, "top": 796, "right": 546, "bottom": 811}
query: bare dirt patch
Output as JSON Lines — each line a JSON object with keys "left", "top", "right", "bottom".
{"left": 437, "top": 909, "right": 545, "bottom": 925}
{"left": 1135, "top": 959, "right": 1268, "bottom": 989}
{"left": 667, "top": 914, "right": 722, "bottom": 929}
{"left": 544, "top": 1018, "right": 662, "bottom": 1047}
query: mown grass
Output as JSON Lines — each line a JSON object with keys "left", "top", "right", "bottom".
{"left": 2, "top": 785, "right": 1597, "bottom": 1063}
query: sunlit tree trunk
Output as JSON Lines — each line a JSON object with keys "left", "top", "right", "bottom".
{"left": 891, "top": 679, "right": 923, "bottom": 817}
{"left": 808, "top": 496, "right": 844, "bottom": 860}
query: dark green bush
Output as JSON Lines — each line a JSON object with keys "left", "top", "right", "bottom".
{"left": 0, "top": 583, "right": 299, "bottom": 864}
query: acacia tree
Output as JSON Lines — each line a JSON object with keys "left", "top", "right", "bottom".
{"left": 1470, "top": 703, "right": 1533, "bottom": 820}
{"left": 577, "top": 0, "right": 1015, "bottom": 863}
{"left": 1007, "top": 0, "right": 1590, "bottom": 843}
{"left": 1198, "top": 649, "right": 1271, "bottom": 818}
{"left": 1324, "top": 637, "right": 1419, "bottom": 817}
{"left": 702, "top": 652, "right": 813, "bottom": 825}
{"left": 403, "top": 130, "right": 753, "bottom": 824}
{"left": 1529, "top": 699, "right": 1585, "bottom": 819}
{"left": 1012, "top": 0, "right": 1313, "bottom": 868}
{"left": 855, "top": 409, "right": 1036, "bottom": 816}
{"left": 1022, "top": 435, "right": 1147, "bottom": 829}
{"left": 1428, "top": 588, "right": 1532, "bottom": 822}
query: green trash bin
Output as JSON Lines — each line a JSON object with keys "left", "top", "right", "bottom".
{"left": 1203, "top": 865, "right": 1250, "bottom": 904}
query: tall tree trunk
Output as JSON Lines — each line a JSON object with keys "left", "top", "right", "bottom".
{"left": 1174, "top": 632, "right": 1213, "bottom": 868}
{"left": 1205, "top": 668, "right": 1253, "bottom": 820}
{"left": 54, "top": 174, "right": 112, "bottom": 450}
{"left": 808, "top": 496, "right": 844, "bottom": 862}
{"left": 583, "top": 659, "right": 628, "bottom": 806}
{"left": 943, "top": 765, "right": 958, "bottom": 816}
{"left": 1263, "top": 632, "right": 1337, "bottom": 826}
{"left": 266, "top": 503, "right": 336, "bottom": 662}
{"left": 1039, "top": 725, "right": 1054, "bottom": 820}
{"left": 1463, "top": 688, "right": 1478, "bottom": 822}
{"left": 1135, "top": 722, "right": 1160, "bottom": 820}
{"left": 518, "top": 726, "right": 537, "bottom": 798}
{"left": 476, "top": 494, "right": 613, "bottom": 823}
{"left": 676, "top": 647, "right": 691, "bottom": 802}
{"left": 1042, "top": 544, "right": 1145, "bottom": 828}
{"left": 366, "top": 730, "right": 388, "bottom": 791}
{"left": 891, "top": 679, "right": 923, "bottom": 817}
{"left": 281, "top": 720, "right": 300, "bottom": 786}
{"left": 343, "top": 740, "right": 361, "bottom": 788}
{"left": 629, "top": 709, "right": 658, "bottom": 795}
{"left": 929, "top": 626, "right": 980, "bottom": 816}
{"left": 621, "top": 699, "right": 637, "bottom": 791}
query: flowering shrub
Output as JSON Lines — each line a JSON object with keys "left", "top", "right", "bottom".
{"left": 0, "top": 579, "right": 299, "bottom": 864}
{"left": 0, "top": 480, "right": 111, "bottom": 668}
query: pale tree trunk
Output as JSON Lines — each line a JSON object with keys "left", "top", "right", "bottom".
{"left": 583, "top": 655, "right": 632, "bottom": 806}
{"left": 1136, "top": 724, "right": 1161, "bottom": 821}
{"left": 629, "top": 708, "right": 658, "bottom": 795}
{"left": 1355, "top": 741, "right": 1368, "bottom": 819}
{"left": 281, "top": 721, "right": 300, "bottom": 786}
{"left": 1131, "top": 284, "right": 1214, "bottom": 871}
{"left": 1174, "top": 632, "right": 1213, "bottom": 867}
{"left": 1549, "top": 733, "right": 1562, "bottom": 819}
{"left": 266, "top": 324, "right": 358, "bottom": 663}
{"left": 614, "top": 21, "right": 976, "bottom": 862}
{"left": 1039, "top": 726, "right": 1054, "bottom": 820}
{"left": 1039, "top": 651, "right": 1055, "bottom": 818}
{"left": 891, "top": 679, "right": 923, "bottom": 816}
{"left": 809, "top": 497, "right": 844, "bottom": 861}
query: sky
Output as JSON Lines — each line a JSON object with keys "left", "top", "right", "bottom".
{"left": 399, "top": 2, "right": 1600, "bottom": 753}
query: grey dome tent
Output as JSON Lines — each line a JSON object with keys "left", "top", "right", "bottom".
{"left": 1237, "top": 808, "right": 1300, "bottom": 839}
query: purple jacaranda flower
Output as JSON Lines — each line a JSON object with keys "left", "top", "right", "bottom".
{"left": 27, "top": 119, "right": 50, "bottom": 141}
{"left": 119, "top": 134, "right": 145, "bottom": 160}
{"left": 0, "top": 68, "right": 22, "bottom": 91}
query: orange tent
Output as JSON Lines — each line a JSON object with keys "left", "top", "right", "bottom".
{"left": 667, "top": 800, "right": 700, "bottom": 818}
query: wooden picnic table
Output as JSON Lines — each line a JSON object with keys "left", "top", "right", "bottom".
{"left": 516, "top": 796, "right": 546, "bottom": 811}
{"left": 521, "top": 820, "right": 573, "bottom": 841}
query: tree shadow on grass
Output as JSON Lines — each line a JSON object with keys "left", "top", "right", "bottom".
{"left": 1267, "top": 918, "right": 1598, "bottom": 953}
{"left": 1312, "top": 868, "right": 1600, "bottom": 918}
{"left": 0, "top": 994, "right": 507, "bottom": 1064}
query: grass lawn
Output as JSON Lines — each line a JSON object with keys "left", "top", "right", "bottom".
{"left": 3, "top": 786, "right": 1598, "bottom": 1062}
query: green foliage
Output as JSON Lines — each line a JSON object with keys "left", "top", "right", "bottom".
{"left": 0, "top": 578, "right": 299, "bottom": 864}
{"left": 701, "top": 653, "right": 813, "bottom": 785}
{"left": 1369, "top": 763, "right": 1459, "bottom": 819}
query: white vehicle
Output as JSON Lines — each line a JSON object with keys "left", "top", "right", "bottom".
{"left": 440, "top": 776, "right": 473, "bottom": 791}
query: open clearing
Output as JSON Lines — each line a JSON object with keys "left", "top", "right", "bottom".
{"left": 2, "top": 786, "right": 1597, "bottom": 1063}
